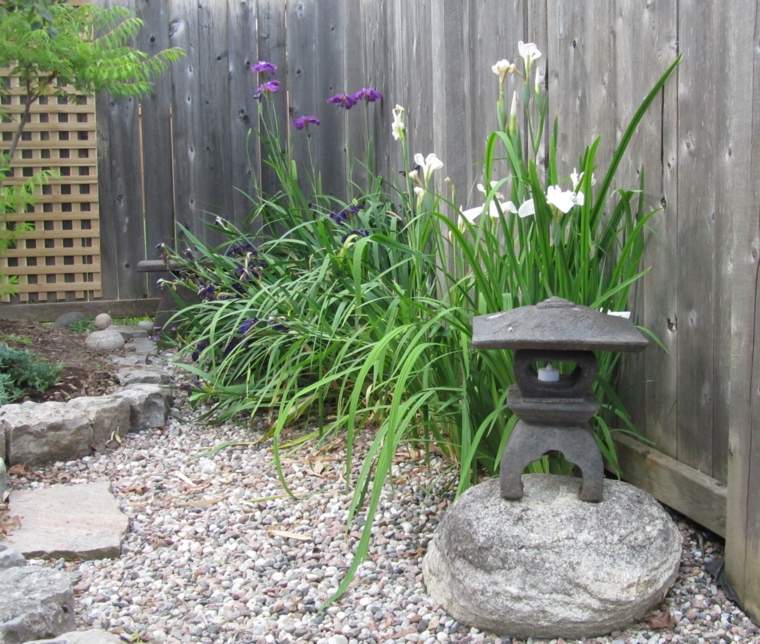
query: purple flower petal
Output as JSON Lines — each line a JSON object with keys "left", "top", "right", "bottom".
{"left": 293, "top": 114, "right": 321, "bottom": 130}
{"left": 254, "top": 79, "right": 281, "bottom": 99}
{"left": 251, "top": 60, "right": 277, "bottom": 75}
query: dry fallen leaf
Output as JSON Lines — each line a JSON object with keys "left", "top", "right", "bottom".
{"left": 645, "top": 608, "right": 676, "bottom": 630}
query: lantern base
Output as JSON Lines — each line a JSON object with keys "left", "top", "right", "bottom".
{"left": 500, "top": 420, "right": 603, "bottom": 502}
{"left": 423, "top": 475, "right": 682, "bottom": 639}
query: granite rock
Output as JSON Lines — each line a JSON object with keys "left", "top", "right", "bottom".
{"left": 113, "top": 384, "right": 170, "bottom": 432}
{"left": 0, "top": 402, "right": 92, "bottom": 465}
{"left": 84, "top": 330, "right": 124, "bottom": 354}
{"left": 423, "top": 474, "right": 682, "bottom": 639}
{"left": 0, "top": 566, "right": 74, "bottom": 644}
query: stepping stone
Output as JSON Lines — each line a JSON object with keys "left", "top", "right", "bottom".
{"left": 26, "top": 629, "right": 123, "bottom": 644}
{"left": 0, "top": 481, "right": 128, "bottom": 560}
{"left": 0, "top": 564, "right": 74, "bottom": 643}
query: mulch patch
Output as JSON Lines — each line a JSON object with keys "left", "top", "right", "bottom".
{"left": 0, "top": 319, "right": 121, "bottom": 403}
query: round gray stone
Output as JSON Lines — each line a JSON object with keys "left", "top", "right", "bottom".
{"left": 93, "top": 313, "right": 112, "bottom": 330}
{"left": 84, "top": 330, "right": 124, "bottom": 353}
{"left": 423, "top": 474, "right": 682, "bottom": 639}
{"left": 137, "top": 319, "right": 154, "bottom": 332}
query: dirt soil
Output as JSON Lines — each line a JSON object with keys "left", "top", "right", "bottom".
{"left": 0, "top": 319, "right": 121, "bottom": 403}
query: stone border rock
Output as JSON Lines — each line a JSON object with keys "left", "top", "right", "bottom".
{"left": 0, "top": 379, "right": 171, "bottom": 466}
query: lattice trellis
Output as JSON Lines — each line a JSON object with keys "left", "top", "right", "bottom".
{"left": 1, "top": 69, "right": 101, "bottom": 303}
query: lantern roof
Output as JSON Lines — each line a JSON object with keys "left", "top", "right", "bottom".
{"left": 472, "top": 297, "right": 648, "bottom": 352}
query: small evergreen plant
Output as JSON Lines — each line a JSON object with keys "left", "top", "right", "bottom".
{"left": 0, "top": 0, "right": 184, "bottom": 295}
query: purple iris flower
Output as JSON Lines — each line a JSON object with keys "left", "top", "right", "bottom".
{"left": 328, "top": 203, "right": 361, "bottom": 225}
{"left": 239, "top": 317, "right": 260, "bottom": 335}
{"left": 292, "top": 115, "right": 321, "bottom": 130}
{"left": 327, "top": 93, "right": 358, "bottom": 110}
{"left": 352, "top": 87, "right": 383, "bottom": 103}
{"left": 254, "top": 80, "right": 281, "bottom": 99}
{"left": 251, "top": 60, "right": 277, "bottom": 75}
{"left": 191, "top": 339, "right": 209, "bottom": 362}
{"left": 225, "top": 240, "right": 258, "bottom": 257}
{"left": 197, "top": 284, "right": 216, "bottom": 301}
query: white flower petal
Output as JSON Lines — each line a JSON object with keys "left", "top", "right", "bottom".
{"left": 518, "top": 41, "right": 542, "bottom": 65}
{"left": 505, "top": 201, "right": 518, "bottom": 214}
{"left": 606, "top": 310, "right": 631, "bottom": 319}
{"left": 546, "top": 185, "right": 576, "bottom": 213}
{"left": 413, "top": 153, "right": 425, "bottom": 169}
{"left": 570, "top": 168, "right": 583, "bottom": 190}
{"left": 575, "top": 191, "right": 585, "bottom": 207}
{"left": 517, "top": 199, "right": 535, "bottom": 218}
{"left": 460, "top": 206, "right": 482, "bottom": 223}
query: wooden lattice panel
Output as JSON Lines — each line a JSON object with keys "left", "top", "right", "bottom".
{"left": 0, "top": 70, "right": 101, "bottom": 303}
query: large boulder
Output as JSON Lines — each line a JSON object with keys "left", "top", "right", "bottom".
{"left": 84, "top": 330, "right": 124, "bottom": 354}
{"left": 423, "top": 474, "right": 682, "bottom": 639}
{"left": 0, "top": 565, "right": 74, "bottom": 644}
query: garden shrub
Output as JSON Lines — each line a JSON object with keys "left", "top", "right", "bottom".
{"left": 0, "top": 342, "right": 61, "bottom": 405}
{"left": 162, "top": 47, "right": 680, "bottom": 599}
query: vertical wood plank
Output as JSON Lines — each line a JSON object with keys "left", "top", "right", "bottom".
{"left": 256, "top": 0, "right": 288, "bottom": 197}
{"left": 676, "top": 0, "right": 720, "bottom": 477}
{"left": 196, "top": 0, "right": 232, "bottom": 246}
{"left": 168, "top": 0, "right": 203, "bottom": 243}
{"left": 724, "top": 0, "right": 760, "bottom": 622}
{"left": 227, "top": 0, "right": 260, "bottom": 230}
{"left": 465, "top": 0, "right": 523, "bottom": 202}
{"left": 286, "top": 0, "right": 319, "bottom": 198}
{"left": 316, "top": 0, "right": 347, "bottom": 200}
{"left": 614, "top": 0, "right": 679, "bottom": 460}
{"left": 431, "top": 0, "right": 468, "bottom": 203}
{"left": 344, "top": 0, "right": 367, "bottom": 192}
{"left": 96, "top": 0, "right": 147, "bottom": 299}
{"left": 133, "top": 0, "right": 175, "bottom": 295}
{"left": 361, "top": 0, "right": 389, "bottom": 186}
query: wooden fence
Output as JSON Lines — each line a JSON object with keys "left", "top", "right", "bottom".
{"left": 7, "top": 0, "right": 757, "bottom": 621}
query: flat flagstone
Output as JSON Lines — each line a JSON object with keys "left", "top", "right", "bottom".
{"left": 1, "top": 481, "right": 127, "bottom": 560}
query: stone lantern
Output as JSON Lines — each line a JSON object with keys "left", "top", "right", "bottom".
{"left": 423, "top": 297, "right": 682, "bottom": 639}
{"left": 472, "top": 296, "right": 648, "bottom": 502}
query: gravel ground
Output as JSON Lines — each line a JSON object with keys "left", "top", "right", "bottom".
{"left": 7, "top": 356, "right": 760, "bottom": 644}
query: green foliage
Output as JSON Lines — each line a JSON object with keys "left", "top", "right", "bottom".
{"left": 0, "top": 1, "right": 184, "bottom": 295}
{"left": 0, "top": 342, "right": 61, "bottom": 404}
{"left": 163, "top": 51, "right": 680, "bottom": 601}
